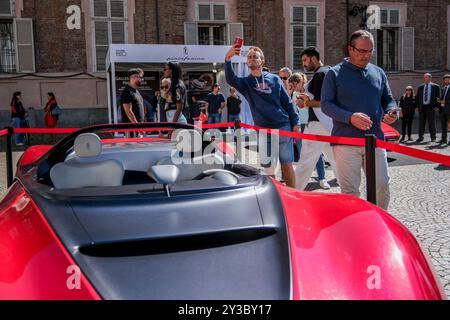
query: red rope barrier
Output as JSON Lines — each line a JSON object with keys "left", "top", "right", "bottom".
{"left": 377, "top": 140, "right": 450, "bottom": 167}
{"left": 101, "top": 137, "right": 170, "bottom": 144}
{"left": 14, "top": 128, "right": 78, "bottom": 134}
{"left": 196, "top": 122, "right": 235, "bottom": 129}
{"left": 101, "top": 128, "right": 176, "bottom": 134}
{"left": 9, "top": 124, "right": 450, "bottom": 167}
{"left": 239, "top": 123, "right": 366, "bottom": 146}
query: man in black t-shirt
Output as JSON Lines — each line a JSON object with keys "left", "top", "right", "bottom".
{"left": 205, "top": 84, "right": 226, "bottom": 124}
{"left": 226, "top": 87, "right": 241, "bottom": 123}
{"left": 120, "top": 68, "right": 145, "bottom": 123}
{"left": 294, "top": 47, "right": 337, "bottom": 191}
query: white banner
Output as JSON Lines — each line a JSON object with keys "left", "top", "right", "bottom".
{"left": 107, "top": 44, "right": 249, "bottom": 66}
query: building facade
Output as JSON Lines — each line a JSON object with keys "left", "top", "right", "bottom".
{"left": 1, "top": 0, "right": 449, "bottom": 128}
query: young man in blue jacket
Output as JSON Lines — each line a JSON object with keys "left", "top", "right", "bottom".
{"left": 225, "top": 45, "right": 300, "bottom": 188}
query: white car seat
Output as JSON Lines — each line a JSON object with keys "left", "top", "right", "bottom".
{"left": 156, "top": 153, "right": 225, "bottom": 182}
{"left": 50, "top": 133, "right": 124, "bottom": 189}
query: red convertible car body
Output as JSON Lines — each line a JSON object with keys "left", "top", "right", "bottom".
{"left": 0, "top": 123, "right": 444, "bottom": 300}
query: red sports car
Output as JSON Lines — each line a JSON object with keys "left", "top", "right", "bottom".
{"left": 0, "top": 123, "right": 445, "bottom": 300}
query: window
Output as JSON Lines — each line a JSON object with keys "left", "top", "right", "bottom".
{"left": 197, "top": 3, "right": 226, "bottom": 21}
{"left": 376, "top": 28, "right": 399, "bottom": 71}
{"left": 0, "top": 0, "right": 12, "bottom": 16}
{"left": 185, "top": 4, "right": 242, "bottom": 46}
{"left": 92, "top": 0, "right": 127, "bottom": 71}
{"left": 0, "top": 20, "right": 15, "bottom": 72}
{"left": 370, "top": 4, "right": 413, "bottom": 71}
{"left": 198, "top": 25, "right": 226, "bottom": 45}
{"left": 0, "top": 18, "right": 35, "bottom": 73}
{"left": 291, "top": 6, "right": 319, "bottom": 70}
{"left": 380, "top": 9, "right": 400, "bottom": 26}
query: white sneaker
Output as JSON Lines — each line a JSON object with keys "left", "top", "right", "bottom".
{"left": 319, "top": 179, "right": 331, "bottom": 190}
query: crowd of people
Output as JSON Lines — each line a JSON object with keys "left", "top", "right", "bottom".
{"left": 9, "top": 29, "right": 450, "bottom": 210}
{"left": 224, "top": 29, "right": 448, "bottom": 211}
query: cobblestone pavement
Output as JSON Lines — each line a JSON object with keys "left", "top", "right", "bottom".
{"left": 1, "top": 135, "right": 449, "bottom": 298}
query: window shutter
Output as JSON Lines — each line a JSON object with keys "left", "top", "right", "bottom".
{"left": 0, "top": 0, "right": 12, "bottom": 15}
{"left": 111, "top": 22, "right": 125, "bottom": 43}
{"left": 184, "top": 22, "right": 198, "bottom": 45}
{"left": 306, "top": 7, "right": 318, "bottom": 23}
{"left": 292, "top": 7, "right": 304, "bottom": 23}
{"left": 401, "top": 27, "right": 414, "bottom": 71}
{"left": 370, "top": 29, "right": 378, "bottom": 65}
{"left": 14, "top": 18, "right": 35, "bottom": 73}
{"left": 110, "top": 0, "right": 125, "bottom": 18}
{"left": 198, "top": 4, "right": 211, "bottom": 21}
{"left": 227, "top": 23, "right": 243, "bottom": 45}
{"left": 94, "top": 0, "right": 108, "bottom": 17}
{"left": 213, "top": 4, "right": 226, "bottom": 21}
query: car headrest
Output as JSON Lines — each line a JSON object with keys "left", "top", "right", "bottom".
{"left": 74, "top": 133, "right": 102, "bottom": 158}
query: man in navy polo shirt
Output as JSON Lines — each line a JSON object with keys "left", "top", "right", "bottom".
{"left": 322, "top": 30, "right": 398, "bottom": 210}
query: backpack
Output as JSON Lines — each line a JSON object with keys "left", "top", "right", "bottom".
{"left": 51, "top": 104, "right": 61, "bottom": 117}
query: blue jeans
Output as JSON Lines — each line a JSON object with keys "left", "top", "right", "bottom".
{"left": 12, "top": 117, "right": 25, "bottom": 145}
{"left": 259, "top": 124, "right": 294, "bottom": 167}
{"left": 228, "top": 114, "right": 240, "bottom": 133}
{"left": 228, "top": 114, "right": 240, "bottom": 123}
{"left": 208, "top": 113, "right": 222, "bottom": 124}
{"left": 296, "top": 123, "right": 326, "bottom": 180}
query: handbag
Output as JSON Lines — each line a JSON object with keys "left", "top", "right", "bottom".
{"left": 51, "top": 104, "right": 61, "bottom": 116}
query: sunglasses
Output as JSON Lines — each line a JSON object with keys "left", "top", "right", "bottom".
{"left": 160, "top": 85, "right": 169, "bottom": 89}
{"left": 280, "top": 77, "right": 288, "bottom": 80}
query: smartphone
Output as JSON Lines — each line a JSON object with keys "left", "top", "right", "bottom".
{"left": 389, "top": 107, "right": 401, "bottom": 116}
{"left": 234, "top": 36, "right": 243, "bottom": 49}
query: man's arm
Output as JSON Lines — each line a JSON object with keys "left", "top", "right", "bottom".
{"left": 225, "top": 46, "right": 245, "bottom": 93}
{"left": 219, "top": 94, "right": 226, "bottom": 112}
{"left": 434, "top": 84, "right": 441, "bottom": 109}
{"left": 302, "top": 73, "right": 323, "bottom": 108}
{"left": 122, "top": 103, "right": 138, "bottom": 123}
{"left": 321, "top": 71, "right": 353, "bottom": 124}
{"left": 380, "top": 72, "right": 397, "bottom": 114}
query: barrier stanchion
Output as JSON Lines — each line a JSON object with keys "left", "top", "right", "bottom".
{"left": 5, "top": 127, "right": 14, "bottom": 188}
{"left": 234, "top": 120, "right": 242, "bottom": 162}
{"left": 365, "top": 134, "right": 377, "bottom": 205}
{"left": 234, "top": 120, "right": 241, "bottom": 132}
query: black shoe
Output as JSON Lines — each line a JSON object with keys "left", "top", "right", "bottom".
{"left": 431, "top": 138, "right": 436, "bottom": 142}
{"left": 438, "top": 140, "right": 446, "bottom": 144}
{"left": 400, "top": 136, "right": 405, "bottom": 142}
{"left": 408, "top": 137, "right": 413, "bottom": 141}
{"left": 416, "top": 138, "right": 424, "bottom": 142}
